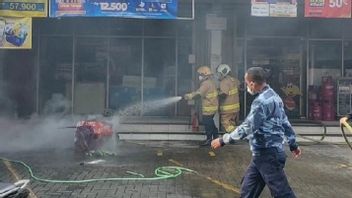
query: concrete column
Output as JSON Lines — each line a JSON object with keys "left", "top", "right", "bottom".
{"left": 206, "top": 13, "right": 227, "bottom": 130}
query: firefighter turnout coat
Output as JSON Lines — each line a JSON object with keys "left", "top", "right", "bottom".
{"left": 187, "top": 78, "right": 218, "bottom": 116}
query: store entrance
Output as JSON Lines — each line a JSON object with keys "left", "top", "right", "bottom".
{"left": 246, "top": 38, "right": 304, "bottom": 119}
{"left": 74, "top": 38, "right": 108, "bottom": 115}
{"left": 109, "top": 38, "right": 142, "bottom": 116}
{"left": 308, "top": 40, "right": 342, "bottom": 121}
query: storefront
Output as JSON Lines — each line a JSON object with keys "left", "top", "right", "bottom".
{"left": 35, "top": 18, "right": 193, "bottom": 117}
{"left": 0, "top": 1, "right": 352, "bottom": 121}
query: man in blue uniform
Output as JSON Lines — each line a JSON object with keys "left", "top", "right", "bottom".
{"left": 211, "top": 67, "right": 302, "bottom": 198}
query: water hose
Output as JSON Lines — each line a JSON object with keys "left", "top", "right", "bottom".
{"left": 340, "top": 121, "right": 352, "bottom": 151}
{"left": 295, "top": 122, "right": 327, "bottom": 144}
{"left": 0, "top": 157, "right": 196, "bottom": 184}
{"left": 292, "top": 120, "right": 327, "bottom": 145}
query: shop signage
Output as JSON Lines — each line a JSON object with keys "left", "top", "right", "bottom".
{"left": 251, "top": 0, "right": 297, "bottom": 17}
{"left": 50, "top": 0, "right": 178, "bottom": 19}
{"left": 0, "top": 0, "right": 47, "bottom": 17}
{"left": 206, "top": 14, "right": 227, "bottom": 30}
{"left": 0, "top": 17, "right": 32, "bottom": 49}
{"left": 305, "top": 0, "right": 351, "bottom": 18}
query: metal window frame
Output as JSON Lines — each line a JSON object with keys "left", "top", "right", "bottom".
{"left": 36, "top": 23, "right": 189, "bottom": 117}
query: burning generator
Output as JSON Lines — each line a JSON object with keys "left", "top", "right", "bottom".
{"left": 74, "top": 120, "right": 113, "bottom": 154}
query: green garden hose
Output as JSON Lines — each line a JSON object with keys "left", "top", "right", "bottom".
{"left": 1, "top": 157, "right": 196, "bottom": 183}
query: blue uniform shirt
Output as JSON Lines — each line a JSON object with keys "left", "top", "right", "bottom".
{"left": 222, "top": 85, "right": 298, "bottom": 153}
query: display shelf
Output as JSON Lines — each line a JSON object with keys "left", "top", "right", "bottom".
{"left": 337, "top": 78, "right": 352, "bottom": 116}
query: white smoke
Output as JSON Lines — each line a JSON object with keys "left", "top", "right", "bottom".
{"left": 0, "top": 96, "right": 182, "bottom": 153}
{"left": 0, "top": 114, "right": 86, "bottom": 152}
{"left": 42, "top": 93, "right": 71, "bottom": 116}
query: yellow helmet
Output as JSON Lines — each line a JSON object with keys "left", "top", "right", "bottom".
{"left": 197, "top": 66, "right": 212, "bottom": 76}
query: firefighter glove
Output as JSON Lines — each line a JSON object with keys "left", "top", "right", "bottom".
{"left": 184, "top": 93, "right": 193, "bottom": 100}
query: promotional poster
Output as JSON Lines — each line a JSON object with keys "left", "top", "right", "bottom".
{"left": 50, "top": 0, "right": 178, "bottom": 19}
{"left": 251, "top": 0, "right": 297, "bottom": 17}
{"left": 0, "top": 17, "right": 31, "bottom": 49}
{"left": 305, "top": 0, "right": 351, "bottom": 18}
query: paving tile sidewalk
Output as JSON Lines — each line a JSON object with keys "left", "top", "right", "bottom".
{"left": 1, "top": 141, "right": 352, "bottom": 198}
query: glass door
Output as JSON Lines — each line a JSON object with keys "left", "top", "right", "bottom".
{"left": 308, "top": 40, "right": 342, "bottom": 120}
{"left": 108, "top": 38, "right": 142, "bottom": 116}
{"left": 247, "top": 38, "right": 304, "bottom": 118}
{"left": 39, "top": 36, "right": 73, "bottom": 116}
{"left": 74, "top": 37, "right": 108, "bottom": 114}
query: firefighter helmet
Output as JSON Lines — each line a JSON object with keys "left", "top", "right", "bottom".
{"left": 216, "top": 64, "right": 231, "bottom": 78}
{"left": 197, "top": 66, "right": 212, "bottom": 76}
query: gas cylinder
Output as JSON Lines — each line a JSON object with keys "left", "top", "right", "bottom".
{"left": 321, "top": 76, "right": 335, "bottom": 100}
{"left": 312, "top": 101, "right": 322, "bottom": 120}
{"left": 322, "top": 102, "right": 335, "bottom": 121}
{"left": 308, "top": 102, "right": 314, "bottom": 120}
{"left": 308, "top": 86, "right": 320, "bottom": 120}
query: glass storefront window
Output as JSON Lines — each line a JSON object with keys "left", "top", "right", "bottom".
{"left": 247, "top": 18, "right": 304, "bottom": 37}
{"left": 310, "top": 20, "right": 342, "bottom": 39}
{"left": 110, "top": 19, "right": 143, "bottom": 36}
{"left": 234, "top": 39, "right": 245, "bottom": 120}
{"left": 309, "top": 41, "right": 342, "bottom": 85}
{"left": 308, "top": 40, "right": 342, "bottom": 120}
{"left": 177, "top": 38, "right": 192, "bottom": 116}
{"left": 75, "top": 18, "right": 110, "bottom": 36}
{"left": 343, "top": 20, "right": 352, "bottom": 39}
{"left": 109, "top": 38, "right": 142, "bottom": 115}
{"left": 143, "top": 38, "right": 175, "bottom": 116}
{"left": 74, "top": 37, "right": 108, "bottom": 114}
{"left": 39, "top": 36, "right": 72, "bottom": 116}
{"left": 1, "top": 49, "right": 36, "bottom": 118}
{"left": 144, "top": 20, "right": 176, "bottom": 37}
{"left": 234, "top": 5, "right": 247, "bottom": 37}
{"left": 177, "top": 21, "right": 192, "bottom": 38}
{"left": 247, "top": 38, "right": 304, "bottom": 118}
{"left": 337, "top": 41, "right": 352, "bottom": 116}
{"left": 344, "top": 41, "right": 352, "bottom": 77}
{"left": 38, "top": 18, "right": 74, "bottom": 35}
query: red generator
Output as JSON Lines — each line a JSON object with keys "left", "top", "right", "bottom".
{"left": 74, "top": 120, "right": 113, "bottom": 153}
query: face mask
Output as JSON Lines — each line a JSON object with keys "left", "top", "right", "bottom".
{"left": 247, "top": 86, "right": 255, "bottom": 95}
{"left": 198, "top": 75, "right": 205, "bottom": 81}
{"left": 247, "top": 83, "right": 256, "bottom": 95}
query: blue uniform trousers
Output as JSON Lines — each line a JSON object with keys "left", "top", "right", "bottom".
{"left": 240, "top": 148, "right": 296, "bottom": 198}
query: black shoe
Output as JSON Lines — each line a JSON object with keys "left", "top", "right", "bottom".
{"left": 200, "top": 139, "right": 211, "bottom": 147}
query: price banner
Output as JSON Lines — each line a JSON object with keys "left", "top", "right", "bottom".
{"left": 305, "top": 0, "right": 351, "bottom": 18}
{"left": 50, "top": 0, "right": 178, "bottom": 19}
{"left": 0, "top": 0, "right": 47, "bottom": 17}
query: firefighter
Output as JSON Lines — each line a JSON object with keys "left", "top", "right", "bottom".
{"left": 184, "top": 66, "right": 219, "bottom": 146}
{"left": 216, "top": 64, "right": 240, "bottom": 133}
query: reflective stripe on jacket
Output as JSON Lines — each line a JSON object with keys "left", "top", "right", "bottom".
{"left": 219, "top": 76, "right": 240, "bottom": 114}
{"left": 220, "top": 103, "right": 240, "bottom": 112}
{"left": 191, "top": 78, "right": 218, "bottom": 115}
